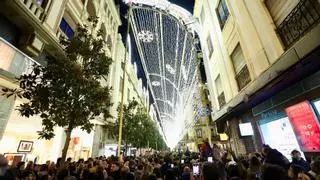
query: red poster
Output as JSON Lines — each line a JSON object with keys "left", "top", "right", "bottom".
{"left": 286, "top": 101, "right": 320, "bottom": 152}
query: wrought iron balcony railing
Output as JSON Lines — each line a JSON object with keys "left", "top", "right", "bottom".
{"left": 236, "top": 65, "right": 251, "bottom": 90}
{"left": 0, "top": 38, "right": 38, "bottom": 79}
{"left": 277, "top": 0, "right": 320, "bottom": 48}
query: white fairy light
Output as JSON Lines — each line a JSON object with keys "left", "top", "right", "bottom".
{"left": 138, "top": 30, "right": 154, "bottom": 43}
{"left": 165, "top": 64, "right": 176, "bottom": 75}
{"left": 151, "top": 81, "right": 161, "bottom": 86}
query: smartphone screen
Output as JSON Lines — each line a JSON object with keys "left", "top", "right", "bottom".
{"left": 208, "top": 157, "right": 213, "bottom": 162}
{"left": 193, "top": 165, "right": 199, "bottom": 175}
{"left": 181, "top": 160, "right": 184, "bottom": 164}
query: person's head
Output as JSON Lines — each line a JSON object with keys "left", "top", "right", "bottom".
{"left": 291, "top": 150, "right": 302, "bottom": 161}
{"left": 311, "top": 157, "right": 320, "bottom": 174}
{"left": 39, "top": 164, "right": 48, "bottom": 172}
{"left": 137, "top": 164, "right": 144, "bottom": 171}
{"left": 0, "top": 155, "right": 8, "bottom": 176}
{"left": 25, "top": 161, "right": 34, "bottom": 170}
{"left": 249, "top": 156, "right": 261, "bottom": 170}
{"left": 45, "top": 161, "right": 50, "bottom": 166}
{"left": 110, "top": 162, "right": 120, "bottom": 172}
{"left": 262, "top": 144, "right": 272, "bottom": 157}
{"left": 17, "top": 161, "right": 26, "bottom": 170}
{"left": 56, "top": 157, "right": 62, "bottom": 166}
{"left": 288, "top": 164, "right": 304, "bottom": 179}
{"left": 145, "top": 164, "right": 153, "bottom": 175}
{"left": 21, "top": 170, "right": 35, "bottom": 180}
{"left": 202, "top": 162, "right": 222, "bottom": 180}
{"left": 66, "top": 157, "right": 72, "bottom": 162}
{"left": 183, "top": 166, "right": 191, "bottom": 173}
{"left": 121, "top": 165, "right": 130, "bottom": 174}
{"left": 261, "top": 164, "right": 286, "bottom": 180}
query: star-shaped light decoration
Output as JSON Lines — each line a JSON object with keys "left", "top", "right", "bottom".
{"left": 165, "top": 64, "right": 175, "bottom": 75}
{"left": 151, "top": 81, "right": 161, "bottom": 86}
{"left": 138, "top": 30, "right": 154, "bottom": 43}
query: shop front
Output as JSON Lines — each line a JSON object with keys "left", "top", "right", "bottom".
{"left": 252, "top": 69, "right": 320, "bottom": 159}
{"left": 0, "top": 99, "right": 57, "bottom": 165}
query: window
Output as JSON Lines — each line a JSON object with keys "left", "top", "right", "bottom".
{"left": 265, "top": 0, "right": 299, "bottom": 26}
{"left": 231, "top": 44, "right": 251, "bottom": 90}
{"left": 200, "top": 6, "right": 206, "bottom": 24}
{"left": 215, "top": 75, "right": 226, "bottom": 107}
{"left": 206, "top": 35, "right": 213, "bottom": 57}
{"left": 59, "top": 18, "right": 74, "bottom": 39}
{"left": 119, "top": 77, "right": 124, "bottom": 93}
{"left": 216, "top": 0, "right": 229, "bottom": 29}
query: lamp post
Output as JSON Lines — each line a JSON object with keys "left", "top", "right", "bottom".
{"left": 117, "top": 6, "right": 132, "bottom": 157}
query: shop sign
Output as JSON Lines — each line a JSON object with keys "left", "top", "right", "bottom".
{"left": 286, "top": 101, "right": 320, "bottom": 152}
{"left": 17, "top": 140, "right": 33, "bottom": 152}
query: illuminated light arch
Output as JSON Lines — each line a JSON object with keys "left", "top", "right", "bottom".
{"left": 128, "top": 1, "right": 199, "bottom": 148}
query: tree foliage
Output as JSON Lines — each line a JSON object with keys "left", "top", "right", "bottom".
{"left": 1, "top": 18, "right": 113, "bottom": 161}
{"left": 106, "top": 99, "right": 167, "bottom": 150}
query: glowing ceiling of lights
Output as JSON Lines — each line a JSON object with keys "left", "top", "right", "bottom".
{"left": 130, "top": 6, "right": 198, "bottom": 148}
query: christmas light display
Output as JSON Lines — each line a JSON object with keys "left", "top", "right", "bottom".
{"left": 129, "top": 2, "right": 198, "bottom": 148}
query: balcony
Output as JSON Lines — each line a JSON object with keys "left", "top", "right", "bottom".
{"left": 277, "top": 0, "right": 320, "bottom": 49}
{"left": 0, "top": 38, "right": 38, "bottom": 80}
{"left": 18, "top": 0, "right": 46, "bottom": 21}
{"left": 2, "top": 0, "right": 47, "bottom": 23}
{"left": 236, "top": 65, "right": 251, "bottom": 90}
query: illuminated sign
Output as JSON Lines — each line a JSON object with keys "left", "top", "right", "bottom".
{"left": 239, "top": 122, "right": 254, "bottom": 136}
{"left": 259, "top": 117, "right": 303, "bottom": 160}
{"left": 286, "top": 101, "right": 320, "bottom": 152}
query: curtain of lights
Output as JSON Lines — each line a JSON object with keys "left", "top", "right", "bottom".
{"left": 130, "top": 6, "right": 198, "bottom": 148}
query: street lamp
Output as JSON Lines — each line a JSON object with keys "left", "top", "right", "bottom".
{"left": 117, "top": 7, "right": 132, "bottom": 157}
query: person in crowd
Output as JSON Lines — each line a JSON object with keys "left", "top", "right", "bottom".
{"left": 262, "top": 144, "right": 290, "bottom": 169}
{"left": 261, "top": 163, "right": 287, "bottom": 180}
{"left": 288, "top": 164, "right": 310, "bottom": 180}
{"left": 181, "top": 166, "right": 191, "bottom": 180}
{"left": 201, "top": 139, "right": 213, "bottom": 160}
{"left": 308, "top": 157, "right": 320, "bottom": 180}
{"left": 0, "top": 155, "right": 15, "bottom": 180}
{"left": 109, "top": 162, "right": 121, "bottom": 180}
{"left": 247, "top": 155, "right": 262, "bottom": 180}
{"left": 201, "top": 162, "right": 223, "bottom": 180}
{"left": 291, "top": 150, "right": 311, "bottom": 171}
{"left": 160, "top": 155, "right": 172, "bottom": 178}
{"left": 0, "top": 147, "right": 318, "bottom": 180}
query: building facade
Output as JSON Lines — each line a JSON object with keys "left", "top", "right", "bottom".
{"left": 194, "top": 0, "right": 320, "bottom": 157}
{"left": 0, "top": 0, "right": 126, "bottom": 163}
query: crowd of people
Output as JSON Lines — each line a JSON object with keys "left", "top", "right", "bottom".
{"left": 0, "top": 144, "right": 320, "bottom": 180}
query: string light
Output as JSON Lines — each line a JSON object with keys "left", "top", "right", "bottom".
{"left": 131, "top": 6, "right": 197, "bottom": 148}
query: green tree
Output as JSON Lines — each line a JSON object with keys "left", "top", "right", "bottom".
{"left": 106, "top": 99, "right": 167, "bottom": 151}
{"left": 2, "top": 18, "right": 113, "bottom": 161}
